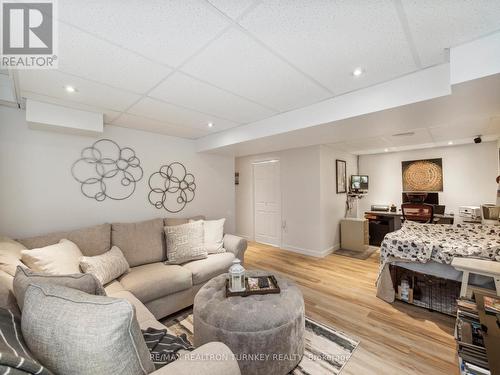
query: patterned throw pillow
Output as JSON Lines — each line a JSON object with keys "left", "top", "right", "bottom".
{"left": 0, "top": 307, "right": 53, "bottom": 374}
{"left": 80, "top": 246, "right": 130, "bottom": 285}
{"left": 13, "top": 266, "right": 106, "bottom": 311}
{"left": 164, "top": 221, "right": 206, "bottom": 265}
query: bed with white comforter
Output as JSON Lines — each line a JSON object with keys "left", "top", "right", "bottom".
{"left": 376, "top": 222, "right": 500, "bottom": 302}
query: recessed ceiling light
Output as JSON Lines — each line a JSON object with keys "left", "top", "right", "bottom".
{"left": 384, "top": 148, "right": 389, "bottom": 152}
{"left": 64, "top": 85, "right": 76, "bottom": 93}
{"left": 448, "top": 141, "right": 453, "bottom": 145}
{"left": 352, "top": 67, "right": 364, "bottom": 77}
{"left": 207, "top": 122, "right": 214, "bottom": 128}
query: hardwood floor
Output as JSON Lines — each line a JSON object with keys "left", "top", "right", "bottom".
{"left": 245, "top": 242, "right": 458, "bottom": 375}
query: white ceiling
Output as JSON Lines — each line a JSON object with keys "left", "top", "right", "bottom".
{"left": 216, "top": 73, "right": 500, "bottom": 156}
{"left": 7, "top": 0, "right": 500, "bottom": 140}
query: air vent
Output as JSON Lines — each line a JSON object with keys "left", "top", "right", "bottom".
{"left": 392, "top": 131, "right": 415, "bottom": 137}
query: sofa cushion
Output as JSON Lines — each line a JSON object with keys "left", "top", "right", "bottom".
{"left": 119, "top": 263, "right": 192, "bottom": 303}
{"left": 164, "top": 222, "right": 206, "bottom": 265}
{"left": 111, "top": 218, "right": 165, "bottom": 267}
{"left": 0, "top": 236, "right": 26, "bottom": 277}
{"left": 80, "top": 246, "right": 130, "bottom": 285}
{"left": 109, "top": 290, "right": 157, "bottom": 326}
{"left": 183, "top": 253, "right": 235, "bottom": 285}
{"left": 21, "top": 239, "right": 83, "bottom": 274}
{"left": 22, "top": 283, "right": 155, "bottom": 375}
{"left": 19, "top": 223, "right": 111, "bottom": 256}
{"left": 13, "top": 266, "right": 106, "bottom": 311}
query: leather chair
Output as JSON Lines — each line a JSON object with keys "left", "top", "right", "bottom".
{"left": 401, "top": 203, "right": 434, "bottom": 223}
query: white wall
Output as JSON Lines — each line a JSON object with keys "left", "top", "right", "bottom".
{"left": 0, "top": 106, "right": 235, "bottom": 238}
{"left": 236, "top": 145, "right": 358, "bottom": 256}
{"left": 319, "top": 145, "right": 358, "bottom": 251}
{"left": 358, "top": 142, "right": 498, "bottom": 216}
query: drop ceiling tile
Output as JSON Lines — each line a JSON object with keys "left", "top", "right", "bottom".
{"left": 344, "top": 137, "right": 393, "bottom": 151}
{"left": 59, "top": 0, "right": 230, "bottom": 67}
{"left": 20, "top": 91, "right": 121, "bottom": 123}
{"left": 112, "top": 113, "right": 208, "bottom": 139}
{"left": 239, "top": 0, "right": 417, "bottom": 95}
{"left": 58, "top": 23, "right": 171, "bottom": 94}
{"left": 182, "top": 27, "right": 331, "bottom": 112}
{"left": 387, "top": 128, "right": 433, "bottom": 146}
{"left": 18, "top": 70, "right": 140, "bottom": 112}
{"left": 127, "top": 97, "right": 239, "bottom": 131}
{"left": 429, "top": 118, "right": 494, "bottom": 141}
{"left": 402, "top": 0, "right": 500, "bottom": 66}
{"left": 149, "top": 72, "right": 275, "bottom": 124}
{"left": 207, "top": 0, "right": 256, "bottom": 19}
{"left": 0, "top": 74, "right": 16, "bottom": 103}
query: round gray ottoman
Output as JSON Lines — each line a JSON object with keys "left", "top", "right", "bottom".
{"left": 194, "top": 271, "right": 305, "bottom": 375}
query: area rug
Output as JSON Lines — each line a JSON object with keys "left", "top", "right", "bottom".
{"left": 334, "top": 246, "right": 378, "bottom": 260}
{"left": 162, "top": 309, "right": 359, "bottom": 375}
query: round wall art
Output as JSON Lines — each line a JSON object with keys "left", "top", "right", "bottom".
{"left": 71, "top": 139, "right": 143, "bottom": 201}
{"left": 148, "top": 162, "right": 196, "bottom": 213}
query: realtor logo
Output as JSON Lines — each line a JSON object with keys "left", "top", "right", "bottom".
{"left": 1, "top": 0, "right": 58, "bottom": 68}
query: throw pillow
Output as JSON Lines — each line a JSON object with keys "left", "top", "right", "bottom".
{"left": 189, "top": 218, "right": 226, "bottom": 254}
{"left": 164, "top": 221, "right": 206, "bottom": 265}
{"left": 13, "top": 266, "right": 106, "bottom": 311}
{"left": 21, "top": 239, "right": 83, "bottom": 274}
{"left": 0, "top": 236, "right": 26, "bottom": 276}
{"left": 80, "top": 246, "right": 130, "bottom": 285}
{"left": 0, "top": 307, "right": 53, "bottom": 375}
{"left": 22, "top": 283, "right": 155, "bottom": 375}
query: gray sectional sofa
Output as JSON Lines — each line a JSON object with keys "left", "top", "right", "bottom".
{"left": 0, "top": 216, "right": 247, "bottom": 375}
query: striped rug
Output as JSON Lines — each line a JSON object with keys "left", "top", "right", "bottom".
{"left": 162, "top": 309, "right": 359, "bottom": 375}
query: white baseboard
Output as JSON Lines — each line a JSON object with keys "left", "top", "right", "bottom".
{"left": 281, "top": 243, "right": 339, "bottom": 258}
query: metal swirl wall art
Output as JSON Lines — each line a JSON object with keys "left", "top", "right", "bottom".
{"left": 148, "top": 162, "right": 196, "bottom": 213}
{"left": 71, "top": 139, "right": 143, "bottom": 201}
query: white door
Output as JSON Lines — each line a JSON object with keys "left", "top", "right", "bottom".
{"left": 253, "top": 160, "right": 281, "bottom": 247}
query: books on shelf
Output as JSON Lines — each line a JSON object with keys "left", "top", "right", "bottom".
{"left": 456, "top": 297, "right": 490, "bottom": 374}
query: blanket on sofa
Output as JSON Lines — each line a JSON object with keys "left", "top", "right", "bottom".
{"left": 376, "top": 222, "right": 500, "bottom": 302}
{"left": 0, "top": 308, "right": 53, "bottom": 375}
{"left": 142, "top": 327, "right": 194, "bottom": 369}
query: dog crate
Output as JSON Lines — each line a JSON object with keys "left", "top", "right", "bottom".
{"left": 389, "top": 265, "right": 461, "bottom": 316}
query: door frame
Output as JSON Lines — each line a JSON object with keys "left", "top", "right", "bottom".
{"left": 252, "top": 159, "right": 282, "bottom": 248}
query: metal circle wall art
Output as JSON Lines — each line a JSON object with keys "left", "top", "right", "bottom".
{"left": 148, "top": 162, "right": 196, "bottom": 213}
{"left": 71, "top": 139, "right": 144, "bottom": 201}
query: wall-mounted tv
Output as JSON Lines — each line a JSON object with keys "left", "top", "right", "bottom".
{"left": 350, "top": 175, "right": 369, "bottom": 191}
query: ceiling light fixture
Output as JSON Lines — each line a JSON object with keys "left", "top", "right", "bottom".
{"left": 448, "top": 141, "right": 453, "bottom": 145}
{"left": 384, "top": 148, "right": 389, "bottom": 152}
{"left": 207, "top": 122, "right": 214, "bottom": 128}
{"left": 352, "top": 67, "right": 364, "bottom": 77}
{"left": 64, "top": 85, "right": 76, "bottom": 93}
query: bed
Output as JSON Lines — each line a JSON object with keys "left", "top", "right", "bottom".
{"left": 377, "top": 221, "right": 500, "bottom": 303}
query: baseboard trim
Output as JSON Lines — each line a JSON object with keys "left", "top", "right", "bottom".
{"left": 235, "top": 233, "right": 251, "bottom": 241}
{"left": 281, "top": 243, "right": 339, "bottom": 258}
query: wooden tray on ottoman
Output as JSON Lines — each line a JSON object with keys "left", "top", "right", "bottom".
{"left": 225, "top": 275, "right": 280, "bottom": 297}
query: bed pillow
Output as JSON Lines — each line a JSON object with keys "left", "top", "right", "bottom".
{"left": 22, "top": 283, "right": 155, "bottom": 375}
{"left": 21, "top": 239, "right": 83, "bottom": 274}
{"left": 189, "top": 218, "right": 226, "bottom": 254}
{"left": 0, "top": 236, "right": 26, "bottom": 276}
{"left": 13, "top": 266, "right": 106, "bottom": 311}
{"left": 80, "top": 246, "right": 130, "bottom": 285}
{"left": 164, "top": 221, "right": 206, "bottom": 264}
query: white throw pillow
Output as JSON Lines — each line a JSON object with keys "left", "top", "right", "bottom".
{"left": 79, "top": 246, "right": 130, "bottom": 285}
{"left": 190, "top": 218, "right": 226, "bottom": 254}
{"left": 21, "top": 239, "right": 83, "bottom": 275}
